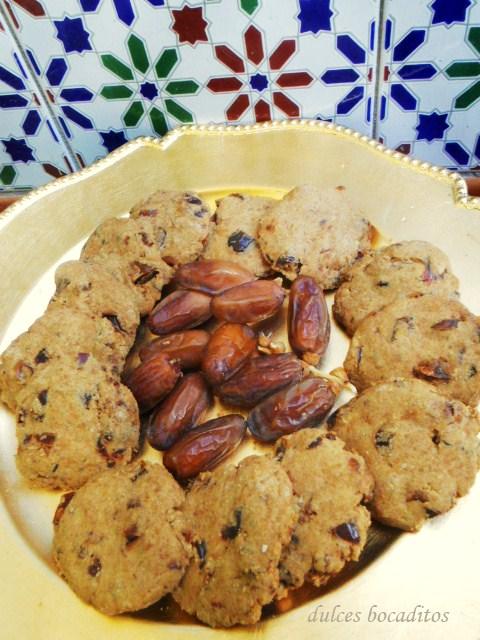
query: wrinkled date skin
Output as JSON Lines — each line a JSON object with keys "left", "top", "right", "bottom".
{"left": 247, "top": 377, "right": 336, "bottom": 442}
{"left": 174, "top": 259, "right": 255, "bottom": 295}
{"left": 124, "top": 353, "right": 181, "bottom": 413}
{"left": 147, "top": 290, "right": 212, "bottom": 335}
{"left": 139, "top": 329, "right": 210, "bottom": 370}
{"left": 163, "top": 414, "right": 246, "bottom": 479}
{"left": 288, "top": 275, "right": 330, "bottom": 365}
{"left": 147, "top": 372, "right": 211, "bottom": 450}
{"left": 211, "top": 279, "right": 286, "bottom": 324}
{"left": 202, "top": 323, "right": 257, "bottom": 386}
{"left": 217, "top": 353, "right": 304, "bottom": 408}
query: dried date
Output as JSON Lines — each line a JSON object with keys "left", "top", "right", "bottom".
{"left": 211, "top": 279, "right": 285, "bottom": 324}
{"left": 202, "top": 323, "right": 257, "bottom": 386}
{"left": 288, "top": 275, "right": 330, "bottom": 365}
{"left": 147, "top": 290, "right": 212, "bottom": 335}
{"left": 139, "top": 329, "right": 210, "bottom": 370}
{"left": 124, "top": 353, "right": 181, "bottom": 412}
{"left": 174, "top": 259, "right": 255, "bottom": 295}
{"left": 217, "top": 353, "right": 304, "bottom": 407}
{"left": 163, "top": 414, "right": 246, "bottom": 479}
{"left": 247, "top": 378, "right": 336, "bottom": 442}
{"left": 147, "top": 372, "right": 211, "bottom": 450}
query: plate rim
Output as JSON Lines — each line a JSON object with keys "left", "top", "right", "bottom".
{"left": 1, "top": 119, "right": 479, "bottom": 231}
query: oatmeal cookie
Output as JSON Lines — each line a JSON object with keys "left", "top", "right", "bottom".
{"left": 275, "top": 428, "right": 373, "bottom": 591}
{"left": 344, "top": 294, "right": 480, "bottom": 406}
{"left": 53, "top": 461, "right": 190, "bottom": 614}
{"left": 203, "top": 194, "right": 273, "bottom": 276}
{"left": 333, "top": 241, "right": 460, "bottom": 335}
{"left": 52, "top": 260, "right": 139, "bottom": 339}
{"left": 329, "top": 379, "right": 480, "bottom": 531}
{"left": 16, "top": 356, "right": 140, "bottom": 490}
{"left": 0, "top": 307, "right": 132, "bottom": 412}
{"left": 173, "top": 455, "right": 298, "bottom": 627}
{"left": 130, "top": 190, "right": 212, "bottom": 268}
{"left": 257, "top": 185, "right": 372, "bottom": 289}
{"left": 80, "top": 217, "right": 173, "bottom": 315}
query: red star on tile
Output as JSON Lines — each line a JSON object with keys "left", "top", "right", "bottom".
{"left": 171, "top": 5, "right": 208, "bottom": 45}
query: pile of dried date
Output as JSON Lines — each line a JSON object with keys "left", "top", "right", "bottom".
{"left": 124, "top": 259, "right": 336, "bottom": 480}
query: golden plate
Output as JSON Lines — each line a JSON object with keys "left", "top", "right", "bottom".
{"left": 1, "top": 121, "right": 479, "bottom": 639}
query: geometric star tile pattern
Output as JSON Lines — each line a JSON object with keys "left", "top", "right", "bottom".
{"left": 378, "top": 0, "right": 480, "bottom": 168}
{"left": 0, "top": 0, "right": 479, "bottom": 191}
{"left": 0, "top": 13, "right": 73, "bottom": 190}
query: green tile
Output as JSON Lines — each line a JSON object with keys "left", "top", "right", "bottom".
{"left": 165, "top": 99, "right": 193, "bottom": 123}
{"left": 100, "top": 85, "right": 134, "bottom": 99}
{"left": 165, "top": 80, "right": 199, "bottom": 95}
{"left": 150, "top": 107, "right": 168, "bottom": 136}
{"left": 155, "top": 48, "right": 178, "bottom": 79}
{"left": 468, "top": 26, "right": 480, "bottom": 55}
{"left": 123, "top": 100, "right": 145, "bottom": 126}
{"left": 240, "top": 0, "right": 259, "bottom": 15}
{"left": 0, "top": 165, "right": 15, "bottom": 185}
{"left": 128, "top": 34, "right": 149, "bottom": 74}
{"left": 454, "top": 79, "right": 480, "bottom": 108}
{"left": 445, "top": 61, "right": 480, "bottom": 78}
{"left": 101, "top": 54, "right": 134, "bottom": 80}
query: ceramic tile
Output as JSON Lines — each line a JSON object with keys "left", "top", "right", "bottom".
{"left": 0, "top": 14, "right": 73, "bottom": 191}
{"left": 379, "top": 0, "right": 480, "bottom": 168}
{"left": 4, "top": 0, "right": 380, "bottom": 167}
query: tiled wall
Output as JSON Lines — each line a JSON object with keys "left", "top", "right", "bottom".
{"left": 0, "top": 0, "right": 479, "bottom": 191}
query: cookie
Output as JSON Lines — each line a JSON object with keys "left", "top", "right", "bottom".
{"left": 333, "top": 241, "right": 460, "bottom": 335}
{"left": 52, "top": 261, "right": 140, "bottom": 339}
{"left": 0, "top": 306, "right": 132, "bottom": 412}
{"left": 344, "top": 294, "right": 480, "bottom": 406}
{"left": 53, "top": 460, "right": 190, "bottom": 614}
{"left": 275, "top": 428, "right": 373, "bottom": 591}
{"left": 81, "top": 217, "right": 174, "bottom": 315}
{"left": 329, "top": 379, "right": 480, "bottom": 531}
{"left": 16, "top": 356, "right": 140, "bottom": 490}
{"left": 257, "top": 185, "right": 372, "bottom": 289}
{"left": 203, "top": 194, "right": 273, "bottom": 276}
{"left": 130, "top": 190, "right": 212, "bottom": 268}
{"left": 173, "top": 455, "right": 298, "bottom": 627}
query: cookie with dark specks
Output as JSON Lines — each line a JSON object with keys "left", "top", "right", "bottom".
{"left": 80, "top": 217, "right": 173, "bottom": 316}
{"left": 130, "top": 189, "right": 212, "bottom": 269}
{"left": 53, "top": 461, "right": 190, "bottom": 615}
{"left": 344, "top": 294, "right": 480, "bottom": 406}
{"left": 52, "top": 260, "right": 140, "bottom": 339}
{"left": 16, "top": 356, "right": 140, "bottom": 490}
{"left": 203, "top": 194, "right": 273, "bottom": 276}
{"left": 330, "top": 379, "right": 480, "bottom": 531}
{"left": 333, "top": 241, "right": 460, "bottom": 335}
{"left": 275, "top": 428, "right": 373, "bottom": 591}
{"left": 257, "top": 185, "right": 372, "bottom": 289}
{"left": 0, "top": 307, "right": 133, "bottom": 412}
{"left": 174, "top": 455, "right": 298, "bottom": 627}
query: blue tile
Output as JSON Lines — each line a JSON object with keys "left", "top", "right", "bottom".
{"left": 321, "top": 68, "right": 360, "bottom": 84}
{"left": 297, "top": 0, "right": 333, "bottom": 35}
{"left": 415, "top": 111, "right": 450, "bottom": 142}
{"left": 0, "top": 64, "right": 26, "bottom": 90}
{"left": 336, "top": 34, "right": 367, "bottom": 64}
{"left": 54, "top": 16, "right": 92, "bottom": 54}
{"left": 46, "top": 58, "right": 68, "bottom": 86}
{"left": 444, "top": 141, "right": 470, "bottom": 165}
{"left": 397, "top": 63, "right": 437, "bottom": 80}
{"left": 22, "top": 109, "right": 42, "bottom": 135}
{"left": 430, "top": 0, "right": 472, "bottom": 26}
{"left": 392, "top": 29, "right": 426, "bottom": 62}
{"left": 336, "top": 86, "right": 364, "bottom": 115}
{"left": 390, "top": 83, "right": 417, "bottom": 111}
